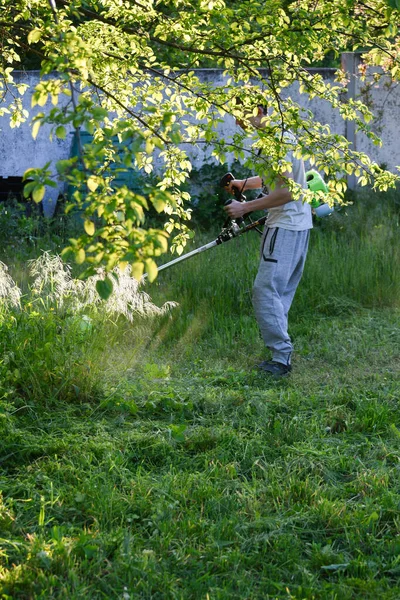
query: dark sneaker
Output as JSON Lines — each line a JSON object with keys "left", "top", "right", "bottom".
{"left": 257, "top": 360, "right": 292, "bottom": 377}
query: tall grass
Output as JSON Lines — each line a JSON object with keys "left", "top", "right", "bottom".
{"left": 300, "top": 194, "right": 400, "bottom": 314}
{"left": 148, "top": 191, "right": 400, "bottom": 349}
{"left": 0, "top": 254, "right": 176, "bottom": 407}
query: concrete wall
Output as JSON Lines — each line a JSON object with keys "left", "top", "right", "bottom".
{"left": 175, "top": 68, "right": 348, "bottom": 172}
{"left": 0, "top": 72, "right": 72, "bottom": 216}
{"left": 0, "top": 59, "right": 398, "bottom": 216}
{"left": 341, "top": 53, "right": 400, "bottom": 175}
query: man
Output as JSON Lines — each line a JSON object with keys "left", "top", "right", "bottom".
{"left": 224, "top": 105, "right": 312, "bottom": 377}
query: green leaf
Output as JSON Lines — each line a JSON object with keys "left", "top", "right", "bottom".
{"left": 61, "top": 247, "right": 75, "bottom": 262}
{"left": 84, "top": 220, "right": 95, "bottom": 236}
{"left": 144, "top": 258, "right": 158, "bottom": 282}
{"left": 36, "top": 92, "right": 48, "bottom": 107}
{"left": 367, "top": 511, "right": 380, "bottom": 523}
{"left": 23, "top": 181, "right": 36, "bottom": 198}
{"left": 28, "top": 29, "right": 42, "bottom": 44}
{"left": 55, "top": 126, "right": 66, "bottom": 139}
{"left": 87, "top": 176, "right": 99, "bottom": 192}
{"left": 145, "top": 139, "right": 154, "bottom": 154}
{"left": 151, "top": 195, "right": 166, "bottom": 213}
{"left": 56, "top": 158, "right": 76, "bottom": 175}
{"left": 170, "top": 129, "right": 182, "bottom": 144}
{"left": 32, "top": 185, "right": 45, "bottom": 203}
{"left": 169, "top": 424, "right": 187, "bottom": 442}
{"left": 76, "top": 248, "right": 86, "bottom": 264}
{"left": 131, "top": 262, "right": 144, "bottom": 280}
{"left": 91, "top": 107, "right": 108, "bottom": 120}
{"left": 32, "top": 120, "right": 41, "bottom": 140}
{"left": 96, "top": 277, "right": 113, "bottom": 300}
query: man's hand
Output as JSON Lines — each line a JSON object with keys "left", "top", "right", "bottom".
{"left": 224, "top": 179, "right": 244, "bottom": 196}
{"left": 223, "top": 199, "right": 247, "bottom": 219}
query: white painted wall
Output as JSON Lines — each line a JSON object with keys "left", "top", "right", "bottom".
{"left": 0, "top": 61, "right": 398, "bottom": 217}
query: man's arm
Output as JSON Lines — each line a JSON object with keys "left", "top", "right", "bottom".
{"left": 226, "top": 176, "right": 263, "bottom": 192}
{"left": 224, "top": 175, "right": 292, "bottom": 220}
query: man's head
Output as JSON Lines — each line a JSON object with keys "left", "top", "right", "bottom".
{"left": 235, "top": 103, "right": 268, "bottom": 130}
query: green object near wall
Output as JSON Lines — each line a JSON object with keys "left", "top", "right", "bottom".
{"left": 67, "top": 130, "right": 143, "bottom": 200}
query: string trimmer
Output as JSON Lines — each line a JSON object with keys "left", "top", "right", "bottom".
{"left": 153, "top": 170, "right": 332, "bottom": 276}
{"left": 154, "top": 173, "right": 265, "bottom": 275}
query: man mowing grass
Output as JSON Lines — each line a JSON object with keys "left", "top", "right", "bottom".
{"left": 224, "top": 105, "right": 312, "bottom": 377}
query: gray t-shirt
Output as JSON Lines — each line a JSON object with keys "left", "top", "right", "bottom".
{"left": 264, "top": 133, "right": 313, "bottom": 231}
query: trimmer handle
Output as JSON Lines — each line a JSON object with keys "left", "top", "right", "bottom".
{"left": 220, "top": 172, "right": 246, "bottom": 201}
{"left": 222, "top": 197, "right": 244, "bottom": 227}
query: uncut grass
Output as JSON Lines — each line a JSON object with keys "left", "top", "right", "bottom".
{"left": 148, "top": 193, "right": 400, "bottom": 360}
{"left": 1, "top": 196, "right": 400, "bottom": 599}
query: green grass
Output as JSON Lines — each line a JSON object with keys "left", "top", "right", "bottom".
{"left": 1, "top": 193, "right": 400, "bottom": 599}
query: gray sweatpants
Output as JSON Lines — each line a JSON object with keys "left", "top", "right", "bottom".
{"left": 252, "top": 227, "right": 310, "bottom": 366}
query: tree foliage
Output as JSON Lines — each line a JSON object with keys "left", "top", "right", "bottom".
{"left": 0, "top": 0, "right": 399, "bottom": 280}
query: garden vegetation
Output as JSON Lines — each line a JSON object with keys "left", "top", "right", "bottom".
{"left": 1, "top": 0, "right": 400, "bottom": 597}
{"left": 0, "top": 190, "right": 399, "bottom": 598}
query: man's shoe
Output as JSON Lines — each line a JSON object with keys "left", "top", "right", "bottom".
{"left": 257, "top": 360, "right": 292, "bottom": 377}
